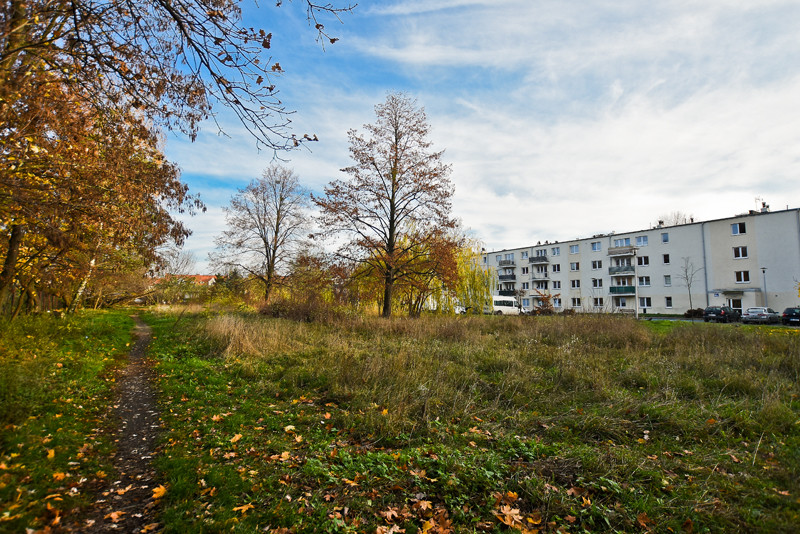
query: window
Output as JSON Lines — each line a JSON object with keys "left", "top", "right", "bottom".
{"left": 661, "top": 232, "right": 669, "bottom": 243}
{"left": 594, "top": 298, "right": 604, "bottom": 307}
{"left": 522, "top": 282, "right": 530, "bottom": 290}
{"left": 483, "top": 256, "right": 487, "bottom": 264}
{"left": 735, "top": 271, "right": 750, "bottom": 283}
{"left": 571, "top": 298, "right": 581, "bottom": 308}
{"left": 637, "top": 256, "right": 649, "bottom": 266}
{"left": 570, "top": 244, "right": 579, "bottom": 254}
{"left": 591, "top": 241, "right": 601, "bottom": 252}
{"left": 731, "top": 222, "right": 746, "bottom": 235}
{"left": 535, "top": 281, "right": 548, "bottom": 290}
{"left": 552, "top": 264, "right": 561, "bottom": 273}
{"left": 663, "top": 254, "right": 670, "bottom": 264}
{"left": 570, "top": 262, "right": 580, "bottom": 271}
{"left": 665, "top": 296, "right": 673, "bottom": 308}
{"left": 551, "top": 247, "right": 560, "bottom": 256}
{"left": 536, "top": 249, "right": 547, "bottom": 257}
{"left": 571, "top": 279, "right": 581, "bottom": 289}
{"left": 592, "top": 278, "right": 603, "bottom": 288}
{"left": 535, "top": 265, "right": 547, "bottom": 274}
{"left": 664, "top": 275, "right": 672, "bottom": 286}
{"left": 638, "top": 276, "right": 651, "bottom": 286}
{"left": 639, "top": 297, "right": 652, "bottom": 308}
{"left": 522, "top": 298, "right": 530, "bottom": 308}
{"left": 504, "top": 253, "right": 515, "bottom": 261}
{"left": 521, "top": 251, "right": 529, "bottom": 259}
{"left": 552, "top": 281, "right": 561, "bottom": 289}
{"left": 521, "top": 267, "right": 529, "bottom": 274}
{"left": 496, "top": 255, "right": 501, "bottom": 262}
{"left": 615, "top": 258, "right": 632, "bottom": 267}
{"left": 733, "top": 246, "right": 748, "bottom": 259}
{"left": 615, "top": 297, "right": 627, "bottom": 308}
{"left": 553, "top": 297, "right": 561, "bottom": 308}
{"left": 636, "top": 236, "right": 648, "bottom": 247}
{"left": 591, "top": 260, "right": 603, "bottom": 270}
{"left": 613, "top": 238, "right": 631, "bottom": 247}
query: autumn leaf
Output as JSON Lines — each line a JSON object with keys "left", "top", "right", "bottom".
{"left": 565, "top": 514, "right": 577, "bottom": 523}
{"left": 141, "top": 523, "right": 160, "bottom": 532}
{"left": 105, "top": 511, "right": 126, "bottom": 523}
{"left": 230, "top": 433, "right": 242, "bottom": 443}
{"left": 152, "top": 485, "right": 167, "bottom": 499}
{"left": 233, "top": 503, "right": 255, "bottom": 513}
{"left": 47, "top": 449, "right": 55, "bottom": 459}
{"left": 52, "top": 472, "right": 66, "bottom": 481}
{"left": 284, "top": 425, "right": 296, "bottom": 433}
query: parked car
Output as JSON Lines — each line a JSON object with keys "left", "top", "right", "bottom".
{"left": 703, "top": 306, "right": 740, "bottom": 323}
{"left": 781, "top": 307, "right": 800, "bottom": 326}
{"left": 742, "top": 307, "right": 780, "bottom": 324}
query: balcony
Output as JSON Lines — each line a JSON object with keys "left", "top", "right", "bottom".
{"left": 498, "top": 259, "right": 516, "bottom": 267}
{"left": 609, "top": 286, "right": 636, "bottom": 295}
{"left": 531, "top": 272, "right": 549, "bottom": 280}
{"left": 608, "top": 245, "right": 636, "bottom": 257}
{"left": 498, "top": 290, "right": 516, "bottom": 297}
{"left": 498, "top": 274, "right": 516, "bottom": 281}
{"left": 608, "top": 265, "right": 635, "bottom": 275}
{"left": 528, "top": 256, "right": 549, "bottom": 264}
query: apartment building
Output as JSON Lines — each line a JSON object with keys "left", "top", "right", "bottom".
{"left": 482, "top": 206, "right": 800, "bottom": 315}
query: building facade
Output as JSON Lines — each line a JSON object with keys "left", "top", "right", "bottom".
{"left": 482, "top": 207, "right": 800, "bottom": 315}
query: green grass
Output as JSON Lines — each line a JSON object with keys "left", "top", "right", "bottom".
{"left": 149, "top": 311, "right": 800, "bottom": 533}
{"left": 0, "top": 310, "right": 135, "bottom": 531}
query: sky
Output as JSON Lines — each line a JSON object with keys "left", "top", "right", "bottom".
{"left": 163, "top": 0, "right": 800, "bottom": 274}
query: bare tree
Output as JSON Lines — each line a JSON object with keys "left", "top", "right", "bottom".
{"left": 678, "top": 256, "right": 704, "bottom": 311}
{"left": 211, "top": 165, "right": 308, "bottom": 303}
{"left": 657, "top": 211, "right": 695, "bottom": 226}
{"left": 313, "top": 93, "right": 455, "bottom": 317}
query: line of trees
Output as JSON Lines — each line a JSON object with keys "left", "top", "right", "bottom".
{"left": 211, "top": 94, "right": 491, "bottom": 317}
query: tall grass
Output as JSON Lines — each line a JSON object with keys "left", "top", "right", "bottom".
{"left": 201, "top": 313, "right": 799, "bottom": 441}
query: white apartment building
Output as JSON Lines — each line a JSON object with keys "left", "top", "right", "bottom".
{"left": 482, "top": 206, "right": 800, "bottom": 315}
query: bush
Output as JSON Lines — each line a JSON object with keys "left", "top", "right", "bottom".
{"left": 258, "top": 296, "right": 346, "bottom": 324}
{"left": 684, "top": 308, "right": 704, "bottom": 318}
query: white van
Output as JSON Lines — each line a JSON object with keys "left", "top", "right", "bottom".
{"left": 485, "top": 295, "right": 521, "bottom": 315}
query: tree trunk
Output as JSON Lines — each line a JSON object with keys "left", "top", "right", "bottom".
{"left": 0, "top": 224, "right": 26, "bottom": 311}
{"left": 381, "top": 270, "right": 393, "bottom": 317}
{"left": 68, "top": 258, "right": 96, "bottom": 314}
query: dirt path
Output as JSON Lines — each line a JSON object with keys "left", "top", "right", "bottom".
{"left": 68, "top": 316, "right": 163, "bottom": 533}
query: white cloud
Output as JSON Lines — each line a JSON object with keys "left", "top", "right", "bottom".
{"left": 166, "top": 0, "right": 800, "bottom": 267}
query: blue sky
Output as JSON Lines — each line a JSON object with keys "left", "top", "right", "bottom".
{"left": 164, "top": 0, "right": 800, "bottom": 273}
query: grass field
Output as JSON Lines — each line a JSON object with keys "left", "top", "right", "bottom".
{"left": 150, "top": 311, "right": 799, "bottom": 533}
{"left": 2, "top": 310, "right": 798, "bottom": 532}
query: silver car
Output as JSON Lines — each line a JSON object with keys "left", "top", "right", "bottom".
{"left": 742, "top": 307, "right": 780, "bottom": 324}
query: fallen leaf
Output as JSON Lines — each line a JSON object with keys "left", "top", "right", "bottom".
{"left": 141, "top": 523, "right": 160, "bottom": 532}
{"left": 104, "top": 511, "right": 126, "bottom": 523}
{"left": 565, "top": 515, "right": 577, "bottom": 524}
{"left": 233, "top": 503, "right": 255, "bottom": 513}
{"left": 52, "top": 472, "right": 67, "bottom": 481}
{"left": 47, "top": 449, "right": 55, "bottom": 460}
{"left": 152, "top": 485, "right": 167, "bottom": 499}
{"left": 230, "top": 433, "right": 242, "bottom": 443}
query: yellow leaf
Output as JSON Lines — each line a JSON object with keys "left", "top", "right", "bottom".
{"left": 141, "top": 523, "right": 160, "bottom": 532}
{"left": 230, "top": 433, "right": 242, "bottom": 443}
{"left": 52, "top": 472, "right": 66, "bottom": 481}
{"left": 284, "top": 425, "right": 296, "bottom": 433}
{"left": 152, "top": 485, "right": 167, "bottom": 499}
{"left": 381, "top": 408, "right": 389, "bottom": 415}
{"left": 47, "top": 449, "right": 55, "bottom": 460}
{"left": 233, "top": 503, "right": 255, "bottom": 513}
